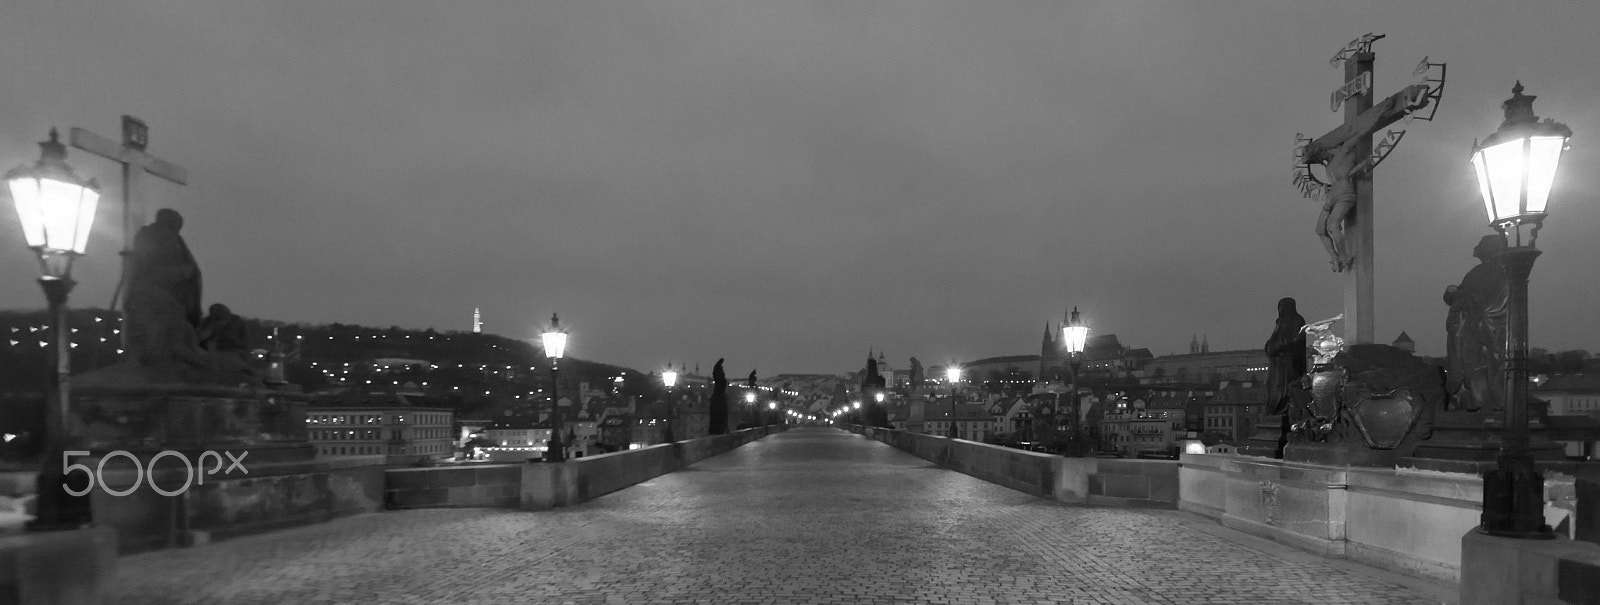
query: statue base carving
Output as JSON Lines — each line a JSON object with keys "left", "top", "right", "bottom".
{"left": 1281, "top": 344, "right": 1446, "bottom": 468}
{"left": 1402, "top": 411, "right": 1568, "bottom": 473}
{"left": 70, "top": 362, "right": 313, "bottom": 464}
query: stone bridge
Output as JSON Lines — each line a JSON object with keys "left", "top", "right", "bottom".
{"left": 112, "top": 427, "right": 1459, "bottom": 604}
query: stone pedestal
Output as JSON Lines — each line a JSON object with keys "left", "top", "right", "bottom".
{"left": 1461, "top": 529, "right": 1600, "bottom": 604}
{"left": 0, "top": 526, "right": 117, "bottom": 604}
{"left": 71, "top": 381, "right": 314, "bottom": 464}
{"left": 1284, "top": 441, "right": 1401, "bottom": 467}
{"left": 1408, "top": 411, "right": 1567, "bottom": 468}
{"left": 1238, "top": 414, "right": 1286, "bottom": 459}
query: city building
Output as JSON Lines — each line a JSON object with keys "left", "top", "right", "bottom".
{"left": 1201, "top": 381, "right": 1266, "bottom": 443}
{"left": 924, "top": 402, "right": 992, "bottom": 442}
{"left": 1139, "top": 345, "right": 1269, "bottom": 385}
{"left": 306, "top": 401, "right": 454, "bottom": 463}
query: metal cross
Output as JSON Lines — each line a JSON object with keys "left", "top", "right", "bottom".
{"left": 69, "top": 115, "right": 188, "bottom": 351}
{"left": 1292, "top": 35, "right": 1444, "bottom": 345}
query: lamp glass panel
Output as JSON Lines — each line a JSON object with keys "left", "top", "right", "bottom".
{"left": 9, "top": 177, "right": 99, "bottom": 253}
{"left": 1471, "top": 152, "right": 1496, "bottom": 225}
{"left": 1062, "top": 325, "right": 1089, "bottom": 354}
{"left": 541, "top": 331, "right": 567, "bottom": 359}
{"left": 8, "top": 178, "right": 46, "bottom": 247}
{"left": 1481, "top": 138, "right": 1528, "bottom": 222}
{"left": 946, "top": 368, "right": 961, "bottom": 383}
{"left": 1524, "top": 135, "right": 1566, "bottom": 215}
{"left": 662, "top": 371, "right": 678, "bottom": 387}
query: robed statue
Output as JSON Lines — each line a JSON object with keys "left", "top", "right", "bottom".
{"left": 126, "top": 208, "right": 209, "bottom": 370}
{"left": 1264, "top": 297, "right": 1308, "bottom": 416}
{"left": 1444, "top": 235, "right": 1509, "bottom": 412}
{"left": 709, "top": 358, "right": 729, "bottom": 434}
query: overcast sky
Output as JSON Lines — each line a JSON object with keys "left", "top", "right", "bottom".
{"left": 2, "top": 1, "right": 1597, "bottom": 375}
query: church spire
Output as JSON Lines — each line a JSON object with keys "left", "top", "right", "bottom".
{"left": 1190, "top": 334, "right": 1200, "bottom": 354}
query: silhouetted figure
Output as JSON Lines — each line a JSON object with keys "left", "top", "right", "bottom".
{"left": 1264, "top": 297, "right": 1308, "bottom": 416}
{"left": 197, "top": 303, "right": 249, "bottom": 357}
{"left": 126, "top": 208, "right": 208, "bottom": 370}
{"left": 1444, "top": 235, "right": 1510, "bottom": 412}
{"left": 908, "top": 357, "right": 924, "bottom": 394}
{"left": 710, "top": 358, "right": 729, "bottom": 434}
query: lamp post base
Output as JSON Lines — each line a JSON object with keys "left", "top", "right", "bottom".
{"left": 1479, "top": 452, "right": 1555, "bottom": 539}
{"left": 26, "top": 445, "right": 93, "bottom": 532}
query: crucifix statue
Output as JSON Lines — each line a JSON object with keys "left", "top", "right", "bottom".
{"left": 69, "top": 116, "right": 189, "bottom": 351}
{"left": 1293, "top": 34, "right": 1444, "bottom": 344}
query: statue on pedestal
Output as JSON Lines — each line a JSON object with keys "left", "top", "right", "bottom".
{"left": 1444, "top": 235, "right": 1510, "bottom": 412}
{"left": 1264, "top": 297, "right": 1309, "bottom": 416}
{"left": 125, "top": 208, "right": 211, "bottom": 372}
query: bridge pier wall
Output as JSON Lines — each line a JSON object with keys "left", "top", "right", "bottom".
{"left": 385, "top": 425, "right": 787, "bottom": 512}
{"left": 1179, "top": 452, "right": 1587, "bottom": 585}
{"left": 847, "top": 426, "right": 1179, "bottom": 508}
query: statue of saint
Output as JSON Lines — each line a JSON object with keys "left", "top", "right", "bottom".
{"left": 908, "top": 357, "right": 924, "bottom": 394}
{"left": 1264, "top": 297, "right": 1308, "bottom": 415}
{"left": 1444, "top": 235, "right": 1509, "bottom": 412}
{"left": 125, "top": 208, "right": 209, "bottom": 369}
{"left": 712, "top": 358, "right": 728, "bottom": 396}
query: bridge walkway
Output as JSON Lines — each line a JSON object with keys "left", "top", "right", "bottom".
{"left": 115, "top": 427, "right": 1454, "bottom": 604}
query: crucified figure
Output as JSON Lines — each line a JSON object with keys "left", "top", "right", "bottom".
{"left": 1303, "top": 116, "right": 1376, "bottom": 272}
{"left": 1301, "top": 83, "right": 1431, "bottom": 273}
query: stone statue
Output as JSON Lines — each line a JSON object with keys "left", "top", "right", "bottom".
{"left": 909, "top": 357, "right": 924, "bottom": 394}
{"left": 1303, "top": 107, "right": 1392, "bottom": 272}
{"left": 197, "top": 303, "right": 249, "bottom": 357}
{"left": 125, "top": 208, "right": 209, "bottom": 370}
{"left": 709, "top": 358, "right": 729, "bottom": 434}
{"left": 1444, "top": 234, "right": 1510, "bottom": 412}
{"left": 712, "top": 358, "right": 728, "bottom": 396}
{"left": 1264, "top": 297, "right": 1308, "bottom": 416}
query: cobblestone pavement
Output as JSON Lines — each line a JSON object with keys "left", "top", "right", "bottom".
{"left": 116, "top": 427, "right": 1455, "bottom": 604}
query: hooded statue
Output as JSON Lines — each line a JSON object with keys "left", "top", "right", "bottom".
{"left": 1264, "top": 297, "right": 1308, "bottom": 416}
{"left": 1444, "top": 235, "right": 1509, "bottom": 412}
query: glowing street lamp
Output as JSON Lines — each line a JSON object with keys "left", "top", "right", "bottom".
{"left": 945, "top": 366, "right": 962, "bottom": 438}
{"left": 1063, "top": 307, "right": 1089, "bottom": 442}
{"left": 7, "top": 129, "right": 101, "bottom": 530}
{"left": 662, "top": 367, "right": 679, "bottom": 443}
{"left": 541, "top": 314, "right": 568, "bottom": 462}
{"left": 1471, "top": 83, "right": 1570, "bottom": 540}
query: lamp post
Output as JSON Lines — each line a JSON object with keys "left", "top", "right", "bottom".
{"left": 1470, "top": 83, "right": 1570, "bottom": 539}
{"left": 945, "top": 366, "right": 962, "bottom": 438}
{"left": 541, "top": 314, "right": 568, "bottom": 463}
{"left": 744, "top": 390, "right": 756, "bottom": 429}
{"left": 1063, "top": 307, "right": 1089, "bottom": 446}
{"left": 7, "top": 129, "right": 101, "bottom": 530}
{"left": 661, "top": 367, "right": 679, "bottom": 443}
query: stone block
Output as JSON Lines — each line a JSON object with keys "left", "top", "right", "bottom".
{"left": 1099, "top": 475, "right": 1150, "bottom": 500}
{"left": 0, "top": 526, "right": 116, "bottom": 605}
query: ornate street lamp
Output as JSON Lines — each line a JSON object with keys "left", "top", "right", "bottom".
{"left": 1470, "top": 83, "right": 1570, "bottom": 540}
{"left": 662, "top": 367, "right": 679, "bottom": 443}
{"left": 945, "top": 366, "right": 962, "bottom": 438}
{"left": 541, "top": 314, "right": 568, "bottom": 462}
{"left": 1063, "top": 307, "right": 1089, "bottom": 443}
{"left": 7, "top": 129, "right": 101, "bottom": 530}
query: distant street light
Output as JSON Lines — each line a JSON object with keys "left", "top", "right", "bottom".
{"left": 1471, "top": 83, "right": 1570, "bottom": 540}
{"left": 662, "top": 367, "right": 679, "bottom": 443}
{"left": 7, "top": 129, "right": 101, "bottom": 530}
{"left": 541, "top": 314, "right": 568, "bottom": 462}
{"left": 1063, "top": 307, "right": 1089, "bottom": 446}
{"left": 945, "top": 366, "right": 962, "bottom": 438}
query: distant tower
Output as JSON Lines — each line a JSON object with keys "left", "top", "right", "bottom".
{"left": 1190, "top": 334, "right": 1200, "bottom": 354}
{"left": 472, "top": 308, "right": 482, "bottom": 333}
{"left": 1201, "top": 335, "right": 1210, "bottom": 354}
{"left": 1040, "top": 323, "right": 1056, "bottom": 381}
{"left": 1392, "top": 331, "right": 1415, "bottom": 353}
